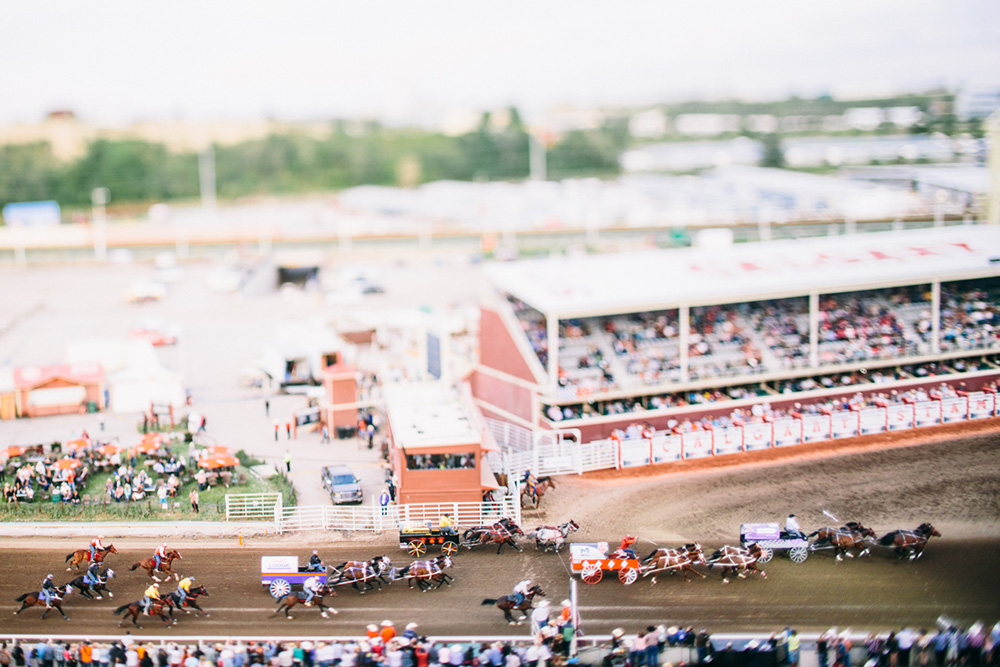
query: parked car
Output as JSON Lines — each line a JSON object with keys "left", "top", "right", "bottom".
{"left": 321, "top": 465, "right": 363, "bottom": 505}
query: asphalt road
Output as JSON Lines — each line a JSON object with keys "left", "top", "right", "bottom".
{"left": 4, "top": 538, "right": 998, "bottom": 637}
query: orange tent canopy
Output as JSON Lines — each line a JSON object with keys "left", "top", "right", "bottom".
{"left": 1, "top": 445, "right": 25, "bottom": 458}
{"left": 53, "top": 458, "right": 82, "bottom": 470}
{"left": 204, "top": 445, "right": 233, "bottom": 456}
{"left": 98, "top": 444, "right": 123, "bottom": 456}
{"left": 134, "top": 440, "right": 160, "bottom": 454}
{"left": 197, "top": 456, "right": 238, "bottom": 470}
{"left": 65, "top": 438, "right": 91, "bottom": 452}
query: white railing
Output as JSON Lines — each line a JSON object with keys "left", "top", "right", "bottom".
{"left": 225, "top": 492, "right": 282, "bottom": 521}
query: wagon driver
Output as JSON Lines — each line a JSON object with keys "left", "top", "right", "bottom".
{"left": 306, "top": 550, "right": 325, "bottom": 572}
{"left": 785, "top": 514, "right": 805, "bottom": 539}
{"left": 615, "top": 534, "right": 638, "bottom": 559}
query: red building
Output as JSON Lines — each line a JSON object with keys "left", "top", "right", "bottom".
{"left": 13, "top": 363, "right": 105, "bottom": 418}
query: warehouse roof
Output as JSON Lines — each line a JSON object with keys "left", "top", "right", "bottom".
{"left": 484, "top": 225, "right": 1000, "bottom": 318}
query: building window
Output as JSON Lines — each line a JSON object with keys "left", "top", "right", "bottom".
{"left": 406, "top": 453, "right": 476, "bottom": 470}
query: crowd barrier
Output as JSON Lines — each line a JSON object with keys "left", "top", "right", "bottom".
{"left": 535, "top": 391, "right": 997, "bottom": 474}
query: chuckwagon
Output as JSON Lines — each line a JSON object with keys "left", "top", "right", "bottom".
{"left": 569, "top": 542, "right": 641, "bottom": 585}
{"left": 261, "top": 556, "right": 326, "bottom": 599}
{"left": 399, "top": 521, "right": 460, "bottom": 557}
{"left": 740, "top": 522, "right": 809, "bottom": 563}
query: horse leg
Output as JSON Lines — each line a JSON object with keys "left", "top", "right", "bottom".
{"left": 511, "top": 539, "right": 523, "bottom": 553}
{"left": 503, "top": 607, "right": 515, "bottom": 625}
{"left": 41, "top": 607, "right": 50, "bottom": 620}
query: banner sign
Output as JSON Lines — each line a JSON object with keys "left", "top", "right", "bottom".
{"left": 913, "top": 400, "right": 941, "bottom": 427}
{"left": 800, "top": 414, "right": 831, "bottom": 443}
{"left": 940, "top": 396, "right": 967, "bottom": 423}
{"left": 742, "top": 422, "right": 772, "bottom": 451}
{"left": 619, "top": 439, "right": 651, "bottom": 468}
{"left": 681, "top": 430, "right": 713, "bottom": 459}
{"left": 966, "top": 392, "right": 995, "bottom": 419}
{"left": 711, "top": 426, "right": 743, "bottom": 455}
{"left": 651, "top": 435, "right": 682, "bottom": 463}
{"left": 830, "top": 410, "right": 859, "bottom": 438}
{"left": 858, "top": 407, "right": 887, "bottom": 435}
{"left": 772, "top": 418, "right": 802, "bottom": 447}
{"left": 885, "top": 403, "right": 914, "bottom": 431}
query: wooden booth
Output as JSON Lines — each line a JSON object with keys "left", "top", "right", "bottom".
{"left": 13, "top": 363, "right": 105, "bottom": 418}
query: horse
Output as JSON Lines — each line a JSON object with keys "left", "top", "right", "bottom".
{"left": 129, "top": 550, "right": 182, "bottom": 581}
{"left": 640, "top": 544, "right": 707, "bottom": 584}
{"left": 521, "top": 476, "right": 556, "bottom": 509}
{"left": 462, "top": 517, "right": 521, "bottom": 543}
{"left": 463, "top": 521, "right": 524, "bottom": 554}
{"left": 65, "top": 544, "right": 119, "bottom": 571}
{"left": 272, "top": 584, "right": 338, "bottom": 620}
{"left": 391, "top": 555, "right": 454, "bottom": 591}
{"left": 707, "top": 543, "right": 767, "bottom": 584}
{"left": 529, "top": 520, "right": 579, "bottom": 553}
{"left": 163, "top": 584, "right": 210, "bottom": 617}
{"left": 328, "top": 556, "right": 392, "bottom": 593}
{"left": 113, "top": 600, "right": 175, "bottom": 628}
{"left": 66, "top": 568, "right": 116, "bottom": 600}
{"left": 481, "top": 583, "right": 546, "bottom": 625}
{"left": 809, "top": 525, "right": 877, "bottom": 561}
{"left": 878, "top": 523, "right": 941, "bottom": 560}
{"left": 13, "top": 585, "right": 72, "bottom": 620}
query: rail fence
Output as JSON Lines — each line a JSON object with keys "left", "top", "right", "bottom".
{"left": 494, "top": 390, "right": 998, "bottom": 478}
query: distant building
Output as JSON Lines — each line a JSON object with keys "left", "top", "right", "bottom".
{"left": 629, "top": 109, "right": 668, "bottom": 138}
{"left": 843, "top": 107, "right": 885, "bottom": 131}
{"left": 673, "top": 114, "right": 741, "bottom": 136}
{"left": 955, "top": 87, "right": 1000, "bottom": 120}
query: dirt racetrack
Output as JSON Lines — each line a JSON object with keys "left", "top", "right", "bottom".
{"left": 3, "top": 423, "right": 1000, "bottom": 637}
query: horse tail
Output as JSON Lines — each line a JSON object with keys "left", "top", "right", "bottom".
{"left": 65, "top": 552, "right": 75, "bottom": 563}
{"left": 481, "top": 598, "right": 499, "bottom": 606}
{"left": 878, "top": 532, "right": 897, "bottom": 546}
{"left": 15, "top": 593, "right": 28, "bottom": 602}
{"left": 806, "top": 529, "right": 819, "bottom": 539}
{"left": 129, "top": 563, "right": 140, "bottom": 571}
{"left": 112, "top": 603, "right": 130, "bottom": 616}
{"left": 640, "top": 548, "right": 658, "bottom": 563}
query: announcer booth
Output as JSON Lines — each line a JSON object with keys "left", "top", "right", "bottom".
{"left": 14, "top": 363, "right": 105, "bottom": 418}
{"left": 385, "top": 381, "right": 501, "bottom": 505}
{"left": 472, "top": 225, "right": 1000, "bottom": 442}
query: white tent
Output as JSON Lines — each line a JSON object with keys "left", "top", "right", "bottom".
{"left": 108, "top": 363, "right": 186, "bottom": 414}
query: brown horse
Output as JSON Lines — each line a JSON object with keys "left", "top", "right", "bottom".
{"left": 273, "top": 584, "right": 338, "bottom": 620}
{"left": 521, "top": 476, "right": 556, "bottom": 509}
{"left": 809, "top": 525, "right": 877, "bottom": 561}
{"left": 14, "top": 585, "right": 72, "bottom": 620}
{"left": 640, "top": 543, "right": 707, "bottom": 584}
{"left": 481, "top": 583, "right": 546, "bottom": 624}
{"left": 113, "top": 599, "right": 175, "bottom": 628}
{"left": 878, "top": 523, "right": 941, "bottom": 560}
{"left": 129, "top": 550, "right": 182, "bottom": 581}
{"left": 65, "top": 544, "right": 119, "bottom": 571}
{"left": 462, "top": 522, "right": 524, "bottom": 554}
{"left": 707, "top": 543, "right": 767, "bottom": 584}
{"left": 163, "top": 584, "right": 210, "bottom": 617}
{"left": 392, "top": 555, "right": 455, "bottom": 591}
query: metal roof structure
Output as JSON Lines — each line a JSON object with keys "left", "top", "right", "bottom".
{"left": 484, "top": 225, "right": 1000, "bottom": 319}
{"left": 385, "top": 382, "right": 482, "bottom": 451}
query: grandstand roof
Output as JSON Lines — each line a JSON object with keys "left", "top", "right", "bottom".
{"left": 485, "top": 225, "right": 1000, "bottom": 318}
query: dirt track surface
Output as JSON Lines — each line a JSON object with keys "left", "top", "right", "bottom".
{"left": 4, "top": 424, "right": 1000, "bottom": 638}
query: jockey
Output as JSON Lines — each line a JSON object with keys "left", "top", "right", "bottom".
{"left": 521, "top": 470, "right": 538, "bottom": 499}
{"left": 303, "top": 576, "right": 323, "bottom": 606}
{"left": 84, "top": 561, "right": 101, "bottom": 589}
{"left": 40, "top": 574, "right": 58, "bottom": 608}
{"left": 143, "top": 582, "right": 161, "bottom": 614}
{"left": 615, "top": 535, "right": 638, "bottom": 559}
{"left": 176, "top": 575, "right": 194, "bottom": 606}
{"left": 512, "top": 579, "right": 531, "bottom": 605}
{"left": 89, "top": 535, "right": 105, "bottom": 562}
{"left": 154, "top": 543, "right": 167, "bottom": 570}
{"left": 306, "top": 550, "right": 324, "bottom": 572}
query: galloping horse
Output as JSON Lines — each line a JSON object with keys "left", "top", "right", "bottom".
{"left": 529, "top": 520, "right": 579, "bottom": 552}
{"left": 463, "top": 517, "right": 521, "bottom": 543}
{"left": 481, "top": 583, "right": 546, "bottom": 625}
{"left": 707, "top": 543, "right": 767, "bottom": 584}
{"left": 129, "top": 550, "right": 182, "bottom": 581}
{"left": 878, "top": 523, "right": 941, "bottom": 560}
{"left": 65, "top": 544, "right": 119, "bottom": 571}
{"left": 392, "top": 555, "right": 454, "bottom": 591}
{"left": 463, "top": 521, "right": 524, "bottom": 554}
{"left": 66, "top": 568, "right": 115, "bottom": 599}
{"left": 113, "top": 600, "right": 175, "bottom": 628}
{"left": 809, "top": 524, "right": 877, "bottom": 561}
{"left": 522, "top": 476, "right": 556, "bottom": 508}
{"left": 13, "top": 585, "right": 72, "bottom": 620}
{"left": 163, "top": 584, "right": 210, "bottom": 617}
{"left": 640, "top": 544, "right": 707, "bottom": 584}
{"left": 273, "top": 584, "right": 338, "bottom": 620}
{"left": 328, "top": 556, "right": 393, "bottom": 593}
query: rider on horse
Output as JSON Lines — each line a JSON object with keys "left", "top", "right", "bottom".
{"left": 303, "top": 576, "right": 324, "bottom": 606}
{"left": 615, "top": 535, "right": 638, "bottom": 559}
{"left": 512, "top": 578, "right": 531, "bottom": 605}
{"left": 154, "top": 543, "right": 168, "bottom": 570}
{"left": 83, "top": 560, "right": 102, "bottom": 591}
{"left": 89, "top": 535, "right": 105, "bottom": 562}
{"left": 306, "top": 550, "right": 325, "bottom": 572}
{"left": 521, "top": 471, "right": 538, "bottom": 503}
{"left": 40, "top": 574, "right": 59, "bottom": 608}
{"left": 143, "top": 582, "right": 162, "bottom": 614}
{"left": 176, "top": 575, "right": 194, "bottom": 606}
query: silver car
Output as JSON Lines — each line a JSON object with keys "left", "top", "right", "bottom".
{"left": 321, "top": 465, "right": 364, "bottom": 505}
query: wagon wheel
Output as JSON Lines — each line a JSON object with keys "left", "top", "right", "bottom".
{"left": 407, "top": 540, "right": 427, "bottom": 557}
{"left": 269, "top": 579, "right": 291, "bottom": 599}
{"left": 581, "top": 565, "right": 603, "bottom": 585}
{"left": 789, "top": 547, "right": 809, "bottom": 563}
{"left": 756, "top": 547, "right": 773, "bottom": 564}
{"left": 618, "top": 568, "right": 638, "bottom": 585}
{"left": 442, "top": 541, "right": 459, "bottom": 556}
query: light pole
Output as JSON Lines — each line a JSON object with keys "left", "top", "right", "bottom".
{"left": 91, "top": 187, "right": 110, "bottom": 262}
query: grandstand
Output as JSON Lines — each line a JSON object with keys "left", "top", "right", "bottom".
{"left": 471, "top": 225, "right": 1000, "bottom": 441}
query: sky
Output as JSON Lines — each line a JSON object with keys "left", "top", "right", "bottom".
{"left": 1, "top": 0, "right": 998, "bottom": 126}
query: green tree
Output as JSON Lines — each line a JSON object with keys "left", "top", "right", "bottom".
{"left": 760, "top": 133, "right": 786, "bottom": 168}
{"left": 0, "top": 142, "right": 61, "bottom": 210}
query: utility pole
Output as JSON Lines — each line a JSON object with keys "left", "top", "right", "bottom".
{"left": 91, "top": 187, "right": 109, "bottom": 262}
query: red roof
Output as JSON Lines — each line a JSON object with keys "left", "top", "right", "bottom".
{"left": 14, "top": 363, "right": 105, "bottom": 389}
